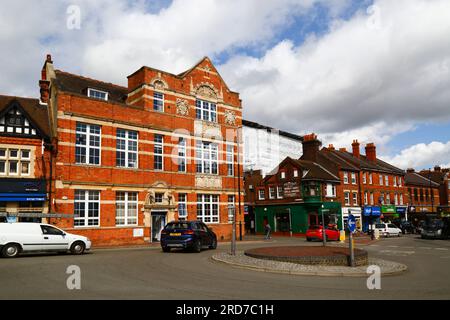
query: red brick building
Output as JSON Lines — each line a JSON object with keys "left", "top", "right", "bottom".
{"left": 0, "top": 95, "right": 52, "bottom": 222}
{"left": 301, "top": 135, "right": 407, "bottom": 231}
{"left": 419, "top": 166, "right": 450, "bottom": 215}
{"left": 405, "top": 168, "right": 440, "bottom": 216}
{"left": 40, "top": 55, "right": 243, "bottom": 246}
{"left": 251, "top": 156, "right": 342, "bottom": 235}
{"left": 301, "top": 136, "right": 362, "bottom": 230}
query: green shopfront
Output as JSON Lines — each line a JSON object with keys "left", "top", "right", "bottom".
{"left": 254, "top": 202, "right": 342, "bottom": 235}
{"left": 381, "top": 205, "right": 400, "bottom": 222}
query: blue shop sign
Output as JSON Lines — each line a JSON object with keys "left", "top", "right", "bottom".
{"left": 396, "top": 207, "right": 407, "bottom": 214}
{"left": 371, "top": 206, "right": 381, "bottom": 216}
{"left": 363, "top": 207, "right": 372, "bottom": 217}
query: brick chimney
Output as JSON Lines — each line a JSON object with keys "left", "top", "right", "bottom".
{"left": 339, "top": 147, "right": 347, "bottom": 152}
{"left": 365, "top": 143, "right": 377, "bottom": 162}
{"left": 407, "top": 168, "right": 415, "bottom": 173}
{"left": 302, "top": 133, "right": 322, "bottom": 162}
{"left": 328, "top": 144, "right": 335, "bottom": 151}
{"left": 352, "top": 140, "right": 360, "bottom": 158}
{"left": 434, "top": 166, "right": 441, "bottom": 172}
{"left": 39, "top": 54, "right": 53, "bottom": 104}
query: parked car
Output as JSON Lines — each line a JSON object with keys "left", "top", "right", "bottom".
{"left": 374, "top": 223, "right": 402, "bottom": 237}
{"left": 306, "top": 225, "right": 340, "bottom": 242}
{"left": 421, "top": 218, "right": 450, "bottom": 240}
{"left": 0, "top": 223, "right": 91, "bottom": 258}
{"left": 399, "top": 221, "right": 416, "bottom": 234}
{"left": 160, "top": 221, "right": 217, "bottom": 253}
{"left": 416, "top": 220, "right": 426, "bottom": 234}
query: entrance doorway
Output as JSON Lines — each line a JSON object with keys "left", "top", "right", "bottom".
{"left": 151, "top": 211, "right": 167, "bottom": 242}
{"left": 308, "top": 213, "right": 319, "bottom": 226}
{"left": 275, "top": 212, "right": 291, "bottom": 234}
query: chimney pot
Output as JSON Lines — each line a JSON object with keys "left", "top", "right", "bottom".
{"left": 301, "top": 133, "right": 322, "bottom": 162}
{"left": 328, "top": 144, "right": 335, "bottom": 151}
{"left": 365, "top": 143, "right": 377, "bottom": 162}
{"left": 434, "top": 166, "right": 441, "bottom": 172}
{"left": 352, "top": 139, "right": 360, "bottom": 158}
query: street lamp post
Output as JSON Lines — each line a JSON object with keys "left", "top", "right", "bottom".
{"left": 429, "top": 169, "right": 434, "bottom": 214}
{"left": 229, "top": 204, "right": 236, "bottom": 255}
{"left": 321, "top": 205, "right": 328, "bottom": 247}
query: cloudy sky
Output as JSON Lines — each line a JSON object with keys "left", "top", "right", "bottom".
{"left": 1, "top": 0, "right": 449, "bottom": 169}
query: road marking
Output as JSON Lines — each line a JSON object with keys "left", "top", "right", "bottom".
{"left": 435, "top": 248, "right": 449, "bottom": 251}
{"left": 388, "top": 245, "right": 399, "bottom": 248}
{"left": 380, "top": 250, "right": 415, "bottom": 256}
{"left": 419, "top": 247, "right": 432, "bottom": 250}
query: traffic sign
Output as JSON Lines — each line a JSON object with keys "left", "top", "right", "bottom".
{"left": 348, "top": 214, "right": 356, "bottom": 233}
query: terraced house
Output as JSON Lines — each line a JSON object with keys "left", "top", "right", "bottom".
{"left": 0, "top": 95, "right": 52, "bottom": 223}
{"left": 39, "top": 55, "right": 243, "bottom": 246}
{"left": 301, "top": 136, "right": 407, "bottom": 232}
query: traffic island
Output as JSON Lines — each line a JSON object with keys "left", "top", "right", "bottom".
{"left": 212, "top": 250, "right": 407, "bottom": 277}
{"left": 244, "top": 246, "right": 369, "bottom": 267}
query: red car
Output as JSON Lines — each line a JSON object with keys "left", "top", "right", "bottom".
{"left": 306, "top": 225, "right": 340, "bottom": 242}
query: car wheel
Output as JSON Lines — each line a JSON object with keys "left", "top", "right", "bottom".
{"left": 162, "top": 246, "right": 171, "bottom": 253}
{"left": 193, "top": 239, "right": 202, "bottom": 253}
{"left": 306, "top": 238, "right": 312, "bottom": 242}
{"left": 398, "top": 232, "right": 401, "bottom": 237}
{"left": 209, "top": 238, "right": 217, "bottom": 250}
{"left": 2, "top": 243, "right": 20, "bottom": 258}
{"left": 70, "top": 241, "right": 86, "bottom": 255}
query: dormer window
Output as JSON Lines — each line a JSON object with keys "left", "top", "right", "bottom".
{"left": 88, "top": 88, "right": 108, "bottom": 101}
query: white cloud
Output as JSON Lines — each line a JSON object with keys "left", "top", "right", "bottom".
{"left": 220, "top": 0, "right": 450, "bottom": 137}
{"left": 381, "top": 141, "right": 450, "bottom": 170}
{"left": 0, "top": 0, "right": 449, "bottom": 169}
{"left": 0, "top": 0, "right": 351, "bottom": 94}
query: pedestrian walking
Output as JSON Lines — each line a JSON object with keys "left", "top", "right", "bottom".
{"left": 264, "top": 222, "right": 271, "bottom": 240}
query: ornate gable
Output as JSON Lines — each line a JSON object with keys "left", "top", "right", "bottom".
{"left": 0, "top": 102, "right": 42, "bottom": 138}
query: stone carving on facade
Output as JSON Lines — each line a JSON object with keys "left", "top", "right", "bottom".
{"left": 224, "top": 110, "right": 237, "bottom": 126}
{"left": 176, "top": 98, "right": 189, "bottom": 116}
{"left": 194, "top": 82, "right": 218, "bottom": 99}
{"left": 194, "top": 120, "right": 221, "bottom": 139}
{"left": 150, "top": 78, "right": 168, "bottom": 91}
{"left": 195, "top": 175, "right": 222, "bottom": 189}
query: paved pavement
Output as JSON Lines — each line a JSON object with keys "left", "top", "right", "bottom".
{"left": 0, "top": 234, "right": 449, "bottom": 299}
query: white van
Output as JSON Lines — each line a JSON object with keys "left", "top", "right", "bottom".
{"left": 374, "top": 223, "right": 402, "bottom": 237}
{"left": 0, "top": 223, "right": 91, "bottom": 258}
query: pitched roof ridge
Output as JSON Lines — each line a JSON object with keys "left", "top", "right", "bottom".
{"left": 320, "top": 149, "right": 359, "bottom": 170}
{"left": 0, "top": 94, "right": 39, "bottom": 102}
{"left": 412, "top": 172, "right": 440, "bottom": 186}
{"left": 55, "top": 70, "right": 128, "bottom": 90}
{"left": 312, "top": 162, "right": 341, "bottom": 181}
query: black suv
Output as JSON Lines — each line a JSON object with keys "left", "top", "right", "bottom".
{"left": 399, "top": 221, "right": 416, "bottom": 234}
{"left": 160, "top": 221, "right": 218, "bottom": 253}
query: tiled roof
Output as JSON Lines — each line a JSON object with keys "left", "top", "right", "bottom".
{"left": 330, "top": 149, "right": 404, "bottom": 175}
{"left": 291, "top": 159, "right": 340, "bottom": 182}
{"left": 54, "top": 70, "right": 129, "bottom": 104}
{"left": 0, "top": 95, "right": 50, "bottom": 138}
{"left": 315, "top": 149, "right": 360, "bottom": 176}
{"left": 405, "top": 172, "right": 440, "bottom": 187}
{"left": 419, "top": 170, "right": 447, "bottom": 184}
